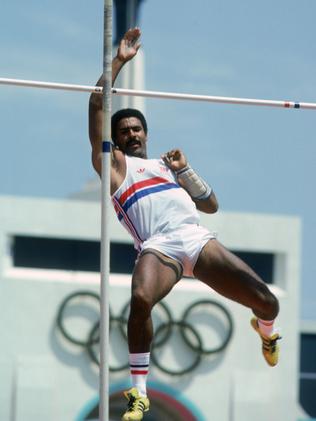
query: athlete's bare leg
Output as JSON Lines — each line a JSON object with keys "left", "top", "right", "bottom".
{"left": 193, "top": 239, "right": 279, "bottom": 320}
{"left": 128, "top": 249, "right": 182, "bottom": 353}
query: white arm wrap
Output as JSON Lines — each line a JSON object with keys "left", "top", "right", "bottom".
{"left": 175, "top": 164, "right": 212, "bottom": 200}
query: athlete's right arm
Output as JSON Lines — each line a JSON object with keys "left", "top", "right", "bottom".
{"left": 88, "top": 27, "right": 141, "bottom": 177}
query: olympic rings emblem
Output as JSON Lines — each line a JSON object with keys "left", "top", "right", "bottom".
{"left": 56, "top": 290, "right": 234, "bottom": 376}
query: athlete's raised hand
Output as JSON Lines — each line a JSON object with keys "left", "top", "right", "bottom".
{"left": 116, "top": 27, "right": 141, "bottom": 63}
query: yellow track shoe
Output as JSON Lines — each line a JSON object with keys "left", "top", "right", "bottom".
{"left": 251, "top": 317, "right": 281, "bottom": 367}
{"left": 122, "top": 387, "right": 150, "bottom": 421}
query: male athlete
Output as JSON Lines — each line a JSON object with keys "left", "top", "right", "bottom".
{"left": 89, "top": 27, "right": 281, "bottom": 421}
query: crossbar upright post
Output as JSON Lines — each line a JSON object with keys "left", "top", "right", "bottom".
{"left": 99, "top": 1, "right": 112, "bottom": 420}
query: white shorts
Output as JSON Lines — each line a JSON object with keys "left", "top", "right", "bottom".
{"left": 140, "top": 225, "right": 216, "bottom": 277}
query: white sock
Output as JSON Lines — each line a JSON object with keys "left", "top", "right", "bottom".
{"left": 258, "top": 319, "right": 275, "bottom": 337}
{"left": 129, "top": 352, "right": 150, "bottom": 397}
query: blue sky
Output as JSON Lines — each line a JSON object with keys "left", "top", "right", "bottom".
{"left": 0, "top": 0, "right": 315, "bottom": 319}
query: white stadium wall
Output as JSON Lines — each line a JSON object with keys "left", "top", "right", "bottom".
{"left": 0, "top": 195, "right": 301, "bottom": 421}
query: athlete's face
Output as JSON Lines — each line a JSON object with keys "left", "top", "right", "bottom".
{"left": 115, "top": 117, "right": 147, "bottom": 158}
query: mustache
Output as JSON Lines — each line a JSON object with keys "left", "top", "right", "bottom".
{"left": 126, "top": 138, "right": 141, "bottom": 147}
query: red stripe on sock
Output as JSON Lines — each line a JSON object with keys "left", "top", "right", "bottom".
{"left": 131, "top": 370, "right": 148, "bottom": 375}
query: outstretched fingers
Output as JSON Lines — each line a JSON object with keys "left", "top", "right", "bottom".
{"left": 125, "top": 27, "right": 141, "bottom": 48}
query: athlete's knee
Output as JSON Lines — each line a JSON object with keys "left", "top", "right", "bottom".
{"left": 130, "top": 287, "right": 154, "bottom": 320}
{"left": 266, "top": 291, "right": 279, "bottom": 318}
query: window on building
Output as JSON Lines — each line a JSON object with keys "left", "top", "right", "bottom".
{"left": 11, "top": 235, "right": 274, "bottom": 282}
{"left": 12, "top": 235, "right": 137, "bottom": 274}
{"left": 234, "top": 251, "right": 274, "bottom": 284}
{"left": 300, "top": 333, "right": 316, "bottom": 417}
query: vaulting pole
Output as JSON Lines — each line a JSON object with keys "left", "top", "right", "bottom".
{"left": 99, "top": 0, "right": 112, "bottom": 420}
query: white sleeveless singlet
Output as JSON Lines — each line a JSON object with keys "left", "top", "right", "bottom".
{"left": 111, "top": 155, "right": 201, "bottom": 251}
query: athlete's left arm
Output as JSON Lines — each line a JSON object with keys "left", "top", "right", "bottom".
{"left": 162, "top": 149, "right": 219, "bottom": 214}
{"left": 193, "top": 192, "right": 218, "bottom": 214}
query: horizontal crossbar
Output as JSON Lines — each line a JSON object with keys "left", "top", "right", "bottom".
{"left": 1, "top": 77, "right": 316, "bottom": 110}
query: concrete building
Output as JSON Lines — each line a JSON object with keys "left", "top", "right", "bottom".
{"left": 0, "top": 194, "right": 306, "bottom": 421}
{"left": 112, "top": 0, "right": 146, "bottom": 112}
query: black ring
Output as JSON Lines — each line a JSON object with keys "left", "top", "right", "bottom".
{"left": 86, "top": 317, "right": 130, "bottom": 372}
{"left": 56, "top": 291, "right": 101, "bottom": 346}
{"left": 151, "top": 321, "right": 202, "bottom": 376}
{"left": 86, "top": 320, "right": 100, "bottom": 365}
{"left": 119, "top": 300, "right": 173, "bottom": 347}
{"left": 181, "top": 299, "right": 234, "bottom": 355}
{"left": 56, "top": 292, "right": 234, "bottom": 376}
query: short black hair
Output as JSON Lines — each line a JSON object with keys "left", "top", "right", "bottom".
{"left": 111, "top": 108, "right": 148, "bottom": 143}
